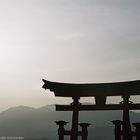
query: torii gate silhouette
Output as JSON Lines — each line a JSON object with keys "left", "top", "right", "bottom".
{"left": 42, "top": 79, "right": 140, "bottom": 140}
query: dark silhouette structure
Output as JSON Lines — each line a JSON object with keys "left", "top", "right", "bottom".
{"left": 111, "top": 121, "right": 140, "bottom": 140}
{"left": 55, "top": 120, "right": 68, "bottom": 140}
{"left": 42, "top": 79, "right": 140, "bottom": 140}
{"left": 55, "top": 120, "right": 90, "bottom": 140}
{"left": 111, "top": 120, "right": 123, "bottom": 140}
{"left": 133, "top": 123, "right": 140, "bottom": 140}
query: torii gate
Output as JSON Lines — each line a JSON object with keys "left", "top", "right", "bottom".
{"left": 42, "top": 79, "right": 140, "bottom": 140}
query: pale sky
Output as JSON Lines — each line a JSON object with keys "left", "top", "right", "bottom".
{"left": 0, "top": 0, "right": 140, "bottom": 111}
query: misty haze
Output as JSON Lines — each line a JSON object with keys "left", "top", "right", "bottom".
{"left": 0, "top": 0, "right": 140, "bottom": 140}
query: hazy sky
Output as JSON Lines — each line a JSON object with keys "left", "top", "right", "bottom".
{"left": 0, "top": 0, "right": 140, "bottom": 111}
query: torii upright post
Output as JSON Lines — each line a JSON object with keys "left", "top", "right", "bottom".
{"left": 122, "top": 95, "right": 132, "bottom": 140}
{"left": 70, "top": 97, "right": 80, "bottom": 140}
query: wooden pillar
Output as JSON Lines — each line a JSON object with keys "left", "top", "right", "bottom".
{"left": 70, "top": 97, "right": 80, "bottom": 140}
{"left": 79, "top": 123, "right": 90, "bottom": 140}
{"left": 133, "top": 123, "right": 140, "bottom": 140}
{"left": 111, "top": 120, "right": 122, "bottom": 140}
{"left": 121, "top": 95, "right": 132, "bottom": 140}
{"left": 55, "top": 120, "right": 68, "bottom": 140}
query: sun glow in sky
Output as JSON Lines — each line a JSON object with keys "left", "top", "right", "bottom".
{"left": 0, "top": 0, "right": 140, "bottom": 111}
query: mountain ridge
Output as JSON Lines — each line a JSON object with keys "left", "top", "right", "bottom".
{"left": 0, "top": 104, "right": 140, "bottom": 140}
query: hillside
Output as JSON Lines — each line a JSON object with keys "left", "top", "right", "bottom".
{"left": 0, "top": 105, "right": 140, "bottom": 140}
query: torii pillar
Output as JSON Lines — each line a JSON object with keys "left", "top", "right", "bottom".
{"left": 121, "top": 95, "right": 132, "bottom": 140}
{"left": 70, "top": 97, "right": 80, "bottom": 140}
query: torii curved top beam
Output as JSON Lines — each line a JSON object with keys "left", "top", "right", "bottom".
{"left": 42, "top": 79, "right": 140, "bottom": 97}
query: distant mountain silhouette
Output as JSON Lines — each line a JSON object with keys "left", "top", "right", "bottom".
{"left": 0, "top": 105, "right": 140, "bottom": 140}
